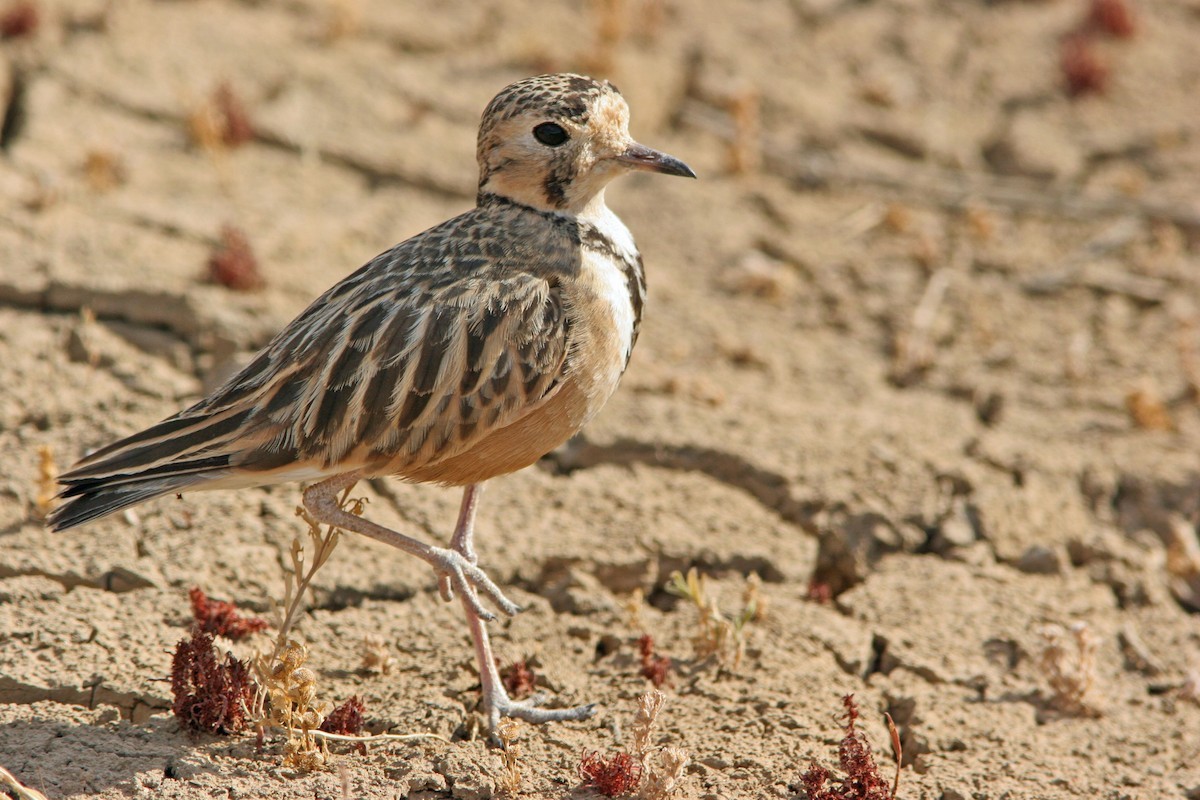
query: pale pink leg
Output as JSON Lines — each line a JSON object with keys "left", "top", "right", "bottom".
{"left": 448, "top": 483, "right": 597, "bottom": 732}
{"left": 302, "top": 474, "right": 518, "bottom": 622}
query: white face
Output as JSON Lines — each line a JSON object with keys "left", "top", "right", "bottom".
{"left": 476, "top": 74, "right": 694, "bottom": 214}
{"left": 478, "top": 88, "right": 637, "bottom": 213}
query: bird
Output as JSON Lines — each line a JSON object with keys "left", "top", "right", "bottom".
{"left": 47, "top": 73, "right": 695, "bottom": 732}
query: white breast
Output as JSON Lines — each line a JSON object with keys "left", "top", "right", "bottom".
{"left": 584, "top": 250, "right": 636, "bottom": 350}
{"left": 582, "top": 206, "right": 639, "bottom": 358}
{"left": 573, "top": 205, "right": 640, "bottom": 410}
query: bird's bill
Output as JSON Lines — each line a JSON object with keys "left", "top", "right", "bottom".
{"left": 617, "top": 142, "right": 697, "bottom": 178}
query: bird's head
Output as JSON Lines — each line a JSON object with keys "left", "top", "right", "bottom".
{"left": 476, "top": 73, "right": 695, "bottom": 215}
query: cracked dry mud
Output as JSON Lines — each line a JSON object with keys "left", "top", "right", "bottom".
{"left": 2, "top": 1, "right": 1200, "bottom": 798}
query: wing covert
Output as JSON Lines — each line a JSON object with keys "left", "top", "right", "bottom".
{"left": 236, "top": 271, "right": 572, "bottom": 473}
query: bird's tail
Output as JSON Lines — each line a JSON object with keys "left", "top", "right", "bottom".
{"left": 46, "top": 407, "right": 252, "bottom": 531}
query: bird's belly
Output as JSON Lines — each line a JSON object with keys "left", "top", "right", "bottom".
{"left": 396, "top": 378, "right": 592, "bottom": 485}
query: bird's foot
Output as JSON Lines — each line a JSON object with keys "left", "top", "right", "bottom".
{"left": 482, "top": 688, "right": 597, "bottom": 737}
{"left": 429, "top": 546, "right": 520, "bottom": 621}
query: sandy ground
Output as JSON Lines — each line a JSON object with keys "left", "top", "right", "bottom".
{"left": 2, "top": 0, "right": 1200, "bottom": 798}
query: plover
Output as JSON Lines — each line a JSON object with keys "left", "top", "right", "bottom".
{"left": 48, "top": 73, "right": 695, "bottom": 731}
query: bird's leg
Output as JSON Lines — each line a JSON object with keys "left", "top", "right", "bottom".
{"left": 301, "top": 474, "right": 519, "bottom": 622}
{"left": 447, "top": 483, "right": 598, "bottom": 732}
{"left": 450, "top": 482, "right": 484, "bottom": 564}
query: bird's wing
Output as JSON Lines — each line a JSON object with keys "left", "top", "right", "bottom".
{"left": 59, "top": 209, "right": 575, "bottom": 490}
{"left": 231, "top": 267, "right": 572, "bottom": 474}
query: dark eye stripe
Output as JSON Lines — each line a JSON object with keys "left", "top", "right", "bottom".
{"left": 533, "top": 122, "right": 569, "bottom": 147}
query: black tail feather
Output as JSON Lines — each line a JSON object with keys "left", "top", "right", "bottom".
{"left": 48, "top": 404, "right": 248, "bottom": 530}
{"left": 47, "top": 473, "right": 211, "bottom": 531}
{"left": 57, "top": 456, "right": 232, "bottom": 498}
{"left": 61, "top": 410, "right": 249, "bottom": 483}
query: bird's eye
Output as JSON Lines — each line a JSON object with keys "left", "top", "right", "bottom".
{"left": 533, "top": 122, "right": 569, "bottom": 147}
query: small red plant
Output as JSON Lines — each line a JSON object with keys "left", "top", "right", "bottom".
{"left": 189, "top": 586, "right": 268, "bottom": 640}
{"left": 637, "top": 634, "right": 672, "bottom": 688}
{"left": 321, "top": 695, "right": 367, "bottom": 753}
{"left": 579, "top": 751, "right": 642, "bottom": 797}
{"left": 797, "top": 695, "right": 896, "bottom": 800}
{"left": 500, "top": 658, "right": 537, "bottom": 699}
{"left": 212, "top": 82, "right": 256, "bottom": 147}
{"left": 321, "top": 695, "right": 365, "bottom": 736}
{"left": 207, "top": 225, "right": 265, "bottom": 291}
{"left": 0, "top": 1, "right": 38, "bottom": 39}
{"left": 1089, "top": 0, "right": 1136, "bottom": 38}
{"left": 170, "top": 628, "right": 257, "bottom": 734}
{"left": 807, "top": 579, "right": 834, "bottom": 604}
{"left": 1060, "top": 35, "right": 1109, "bottom": 97}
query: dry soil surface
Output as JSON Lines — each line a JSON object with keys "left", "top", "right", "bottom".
{"left": 2, "top": 1, "right": 1200, "bottom": 798}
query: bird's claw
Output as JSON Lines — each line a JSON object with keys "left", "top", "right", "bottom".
{"left": 431, "top": 546, "right": 520, "bottom": 620}
{"left": 482, "top": 692, "right": 598, "bottom": 738}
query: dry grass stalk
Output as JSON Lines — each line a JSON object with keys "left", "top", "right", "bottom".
{"left": 34, "top": 444, "right": 56, "bottom": 518}
{"left": 724, "top": 88, "right": 761, "bottom": 175}
{"left": 495, "top": 719, "right": 523, "bottom": 798}
{"left": 266, "top": 641, "right": 331, "bottom": 771}
{"left": 0, "top": 765, "right": 49, "bottom": 800}
{"left": 1125, "top": 379, "right": 1173, "bottom": 431}
{"left": 624, "top": 587, "right": 646, "bottom": 631}
{"left": 1171, "top": 300, "right": 1200, "bottom": 403}
{"left": 665, "top": 568, "right": 759, "bottom": 669}
{"left": 311, "top": 728, "right": 448, "bottom": 746}
{"left": 257, "top": 641, "right": 445, "bottom": 765}
{"left": 1179, "top": 664, "right": 1200, "bottom": 706}
{"left": 633, "top": 0, "right": 665, "bottom": 42}
{"left": 269, "top": 488, "right": 360, "bottom": 654}
{"left": 632, "top": 692, "right": 692, "bottom": 798}
{"left": 1165, "top": 515, "right": 1200, "bottom": 612}
{"left": 1065, "top": 330, "right": 1092, "bottom": 382}
{"left": 249, "top": 488, "right": 363, "bottom": 768}
{"left": 360, "top": 633, "right": 395, "bottom": 675}
{"left": 1038, "top": 622, "right": 1103, "bottom": 716}
{"left": 577, "top": 690, "right": 689, "bottom": 799}
{"left": 323, "top": 0, "right": 361, "bottom": 41}
{"left": 742, "top": 571, "right": 767, "bottom": 622}
{"left": 640, "top": 745, "right": 689, "bottom": 800}
{"left": 889, "top": 267, "right": 951, "bottom": 386}
{"left": 885, "top": 713, "right": 902, "bottom": 799}
{"left": 82, "top": 149, "right": 126, "bottom": 192}
{"left": 586, "top": 0, "right": 627, "bottom": 74}
{"left": 631, "top": 689, "right": 665, "bottom": 765}
{"left": 963, "top": 206, "right": 997, "bottom": 242}
{"left": 186, "top": 95, "right": 226, "bottom": 155}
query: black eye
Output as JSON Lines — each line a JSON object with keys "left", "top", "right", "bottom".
{"left": 533, "top": 122, "right": 569, "bottom": 147}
